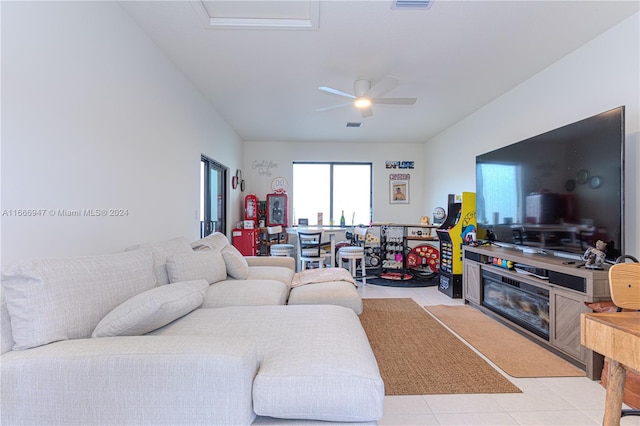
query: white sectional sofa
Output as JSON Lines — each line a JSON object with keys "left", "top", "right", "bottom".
{"left": 1, "top": 233, "right": 383, "bottom": 425}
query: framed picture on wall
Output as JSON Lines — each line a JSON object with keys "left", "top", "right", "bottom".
{"left": 390, "top": 175, "right": 410, "bottom": 204}
{"left": 266, "top": 193, "right": 288, "bottom": 227}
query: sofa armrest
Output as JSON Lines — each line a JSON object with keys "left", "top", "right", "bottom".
{"left": 246, "top": 256, "right": 295, "bottom": 271}
{"left": 1, "top": 335, "right": 258, "bottom": 425}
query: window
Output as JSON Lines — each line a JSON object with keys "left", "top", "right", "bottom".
{"left": 293, "top": 162, "right": 372, "bottom": 226}
{"left": 476, "top": 163, "right": 520, "bottom": 224}
{"left": 200, "top": 156, "right": 227, "bottom": 237}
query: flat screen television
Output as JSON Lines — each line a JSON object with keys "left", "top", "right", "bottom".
{"left": 476, "top": 106, "right": 625, "bottom": 261}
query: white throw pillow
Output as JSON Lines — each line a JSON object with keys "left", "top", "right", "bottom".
{"left": 166, "top": 251, "right": 226, "bottom": 284}
{"left": 2, "top": 250, "right": 156, "bottom": 350}
{"left": 190, "top": 232, "right": 230, "bottom": 251}
{"left": 92, "top": 279, "right": 209, "bottom": 337}
{"left": 221, "top": 245, "right": 249, "bottom": 280}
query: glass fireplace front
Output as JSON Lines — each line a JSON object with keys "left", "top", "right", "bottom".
{"left": 482, "top": 270, "right": 550, "bottom": 340}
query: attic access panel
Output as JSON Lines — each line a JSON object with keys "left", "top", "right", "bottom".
{"left": 192, "top": 1, "right": 319, "bottom": 30}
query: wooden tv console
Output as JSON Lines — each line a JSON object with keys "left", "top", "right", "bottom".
{"left": 462, "top": 244, "right": 612, "bottom": 379}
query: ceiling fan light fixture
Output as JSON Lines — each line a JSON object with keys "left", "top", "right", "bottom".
{"left": 317, "top": 75, "right": 417, "bottom": 117}
{"left": 354, "top": 97, "right": 372, "bottom": 109}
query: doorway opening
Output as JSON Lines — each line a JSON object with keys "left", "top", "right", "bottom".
{"left": 200, "top": 155, "right": 227, "bottom": 237}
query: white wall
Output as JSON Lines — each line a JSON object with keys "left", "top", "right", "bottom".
{"left": 3, "top": 3, "right": 637, "bottom": 264}
{"left": 1, "top": 2, "right": 244, "bottom": 264}
{"left": 423, "top": 13, "right": 640, "bottom": 257}
{"left": 242, "top": 141, "right": 428, "bottom": 226}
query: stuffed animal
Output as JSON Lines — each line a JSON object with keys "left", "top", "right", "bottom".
{"left": 583, "top": 240, "right": 607, "bottom": 269}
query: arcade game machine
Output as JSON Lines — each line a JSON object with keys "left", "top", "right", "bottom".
{"left": 436, "top": 192, "right": 476, "bottom": 298}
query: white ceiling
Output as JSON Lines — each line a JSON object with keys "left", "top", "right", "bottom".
{"left": 120, "top": 1, "right": 639, "bottom": 144}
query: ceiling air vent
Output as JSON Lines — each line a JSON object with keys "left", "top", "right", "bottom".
{"left": 391, "top": 0, "right": 433, "bottom": 10}
{"left": 346, "top": 122, "right": 363, "bottom": 128}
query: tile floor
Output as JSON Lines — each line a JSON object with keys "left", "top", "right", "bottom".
{"left": 356, "top": 283, "right": 640, "bottom": 426}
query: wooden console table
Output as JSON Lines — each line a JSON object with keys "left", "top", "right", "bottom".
{"left": 581, "top": 312, "right": 640, "bottom": 426}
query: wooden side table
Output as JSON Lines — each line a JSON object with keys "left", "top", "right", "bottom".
{"left": 581, "top": 312, "right": 640, "bottom": 425}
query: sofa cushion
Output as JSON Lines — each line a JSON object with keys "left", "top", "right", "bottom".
{"left": 288, "top": 281, "right": 363, "bottom": 315}
{"left": 201, "top": 280, "right": 289, "bottom": 308}
{"left": 1, "top": 250, "right": 155, "bottom": 350}
{"left": 166, "top": 251, "right": 226, "bottom": 284}
{"left": 246, "top": 266, "right": 295, "bottom": 287}
{"left": 127, "top": 236, "right": 193, "bottom": 285}
{"left": 221, "top": 245, "right": 249, "bottom": 279}
{"left": 149, "top": 305, "right": 384, "bottom": 422}
{"left": 1, "top": 335, "right": 258, "bottom": 425}
{"left": 246, "top": 256, "right": 295, "bottom": 270}
{"left": 92, "top": 279, "right": 209, "bottom": 337}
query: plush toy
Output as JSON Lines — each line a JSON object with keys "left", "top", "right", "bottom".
{"left": 583, "top": 240, "right": 607, "bottom": 269}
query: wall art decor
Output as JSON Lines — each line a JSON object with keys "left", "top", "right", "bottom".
{"left": 389, "top": 173, "right": 410, "bottom": 204}
{"left": 386, "top": 161, "right": 415, "bottom": 169}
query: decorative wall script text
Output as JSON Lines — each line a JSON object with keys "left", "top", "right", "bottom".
{"left": 252, "top": 160, "right": 278, "bottom": 176}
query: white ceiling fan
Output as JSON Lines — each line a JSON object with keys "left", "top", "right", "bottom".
{"left": 316, "top": 75, "right": 417, "bottom": 118}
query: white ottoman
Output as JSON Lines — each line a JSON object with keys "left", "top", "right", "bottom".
{"left": 288, "top": 281, "right": 363, "bottom": 315}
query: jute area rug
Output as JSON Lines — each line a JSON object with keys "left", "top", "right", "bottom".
{"left": 425, "top": 305, "right": 585, "bottom": 378}
{"left": 360, "top": 298, "right": 521, "bottom": 395}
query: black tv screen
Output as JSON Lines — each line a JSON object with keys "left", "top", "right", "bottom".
{"left": 476, "top": 106, "right": 625, "bottom": 261}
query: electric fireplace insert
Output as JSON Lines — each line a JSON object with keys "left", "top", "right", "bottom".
{"left": 481, "top": 270, "right": 550, "bottom": 340}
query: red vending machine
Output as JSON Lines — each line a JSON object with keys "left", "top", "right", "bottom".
{"left": 266, "top": 193, "right": 288, "bottom": 227}
{"left": 244, "top": 194, "right": 259, "bottom": 227}
{"left": 232, "top": 228, "right": 259, "bottom": 256}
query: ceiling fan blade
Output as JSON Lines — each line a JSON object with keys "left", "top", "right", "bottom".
{"left": 371, "top": 97, "right": 417, "bottom": 105}
{"left": 361, "top": 107, "right": 373, "bottom": 118}
{"left": 365, "top": 75, "right": 399, "bottom": 99}
{"left": 316, "top": 101, "right": 353, "bottom": 112}
{"left": 318, "top": 86, "right": 356, "bottom": 99}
